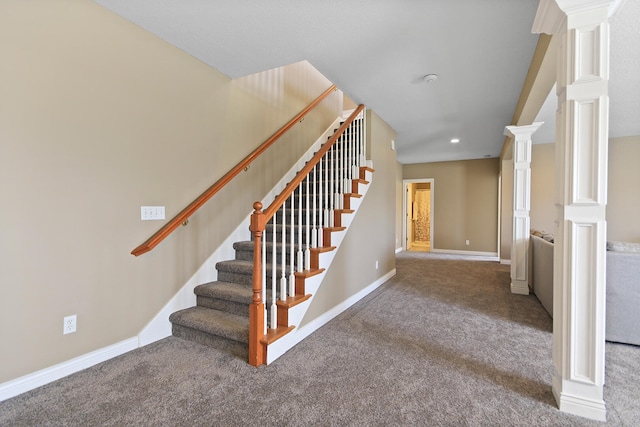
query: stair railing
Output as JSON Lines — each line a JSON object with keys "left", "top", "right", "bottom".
{"left": 130, "top": 84, "right": 337, "bottom": 257}
{"left": 249, "top": 105, "right": 366, "bottom": 366}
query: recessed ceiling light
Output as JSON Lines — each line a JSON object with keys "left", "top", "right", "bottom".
{"left": 450, "top": 138, "right": 460, "bottom": 143}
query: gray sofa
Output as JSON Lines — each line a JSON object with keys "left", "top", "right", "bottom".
{"left": 529, "top": 234, "right": 554, "bottom": 316}
{"left": 528, "top": 233, "right": 640, "bottom": 346}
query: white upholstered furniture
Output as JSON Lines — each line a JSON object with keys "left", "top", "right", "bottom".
{"left": 529, "top": 233, "right": 640, "bottom": 346}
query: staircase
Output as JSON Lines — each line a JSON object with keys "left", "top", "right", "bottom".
{"left": 168, "top": 108, "right": 371, "bottom": 364}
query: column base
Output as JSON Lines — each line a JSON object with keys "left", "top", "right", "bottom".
{"left": 510, "top": 280, "right": 529, "bottom": 295}
{"left": 552, "top": 379, "right": 607, "bottom": 422}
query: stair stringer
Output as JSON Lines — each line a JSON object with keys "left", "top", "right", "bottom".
{"left": 138, "top": 116, "right": 344, "bottom": 346}
{"left": 266, "top": 168, "right": 373, "bottom": 364}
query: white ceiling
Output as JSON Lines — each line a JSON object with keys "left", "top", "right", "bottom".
{"left": 94, "top": 0, "right": 638, "bottom": 163}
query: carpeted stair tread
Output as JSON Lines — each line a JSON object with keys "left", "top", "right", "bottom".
{"left": 215, "top": 259, "right": 254, "bottom": 273}
{"left": 169, "top": 306, "right": 248, "bottom": 344}
{"left": 195, "top": 281, "right": 252, "bottom": 305}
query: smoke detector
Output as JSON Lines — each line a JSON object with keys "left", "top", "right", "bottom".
{"left": 423, "top": 74, "right": 438, "bottom": 83}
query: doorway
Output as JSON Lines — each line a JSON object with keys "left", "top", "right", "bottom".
{"left": 403, "top": 179, "right": 434, "bottom": 252}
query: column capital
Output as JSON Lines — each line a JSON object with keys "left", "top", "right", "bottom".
{"left": 504, "top": 122, "right": 544, "bottom": 139}
{"left": 532, "top": 0, "right": 621, "bottom": 34}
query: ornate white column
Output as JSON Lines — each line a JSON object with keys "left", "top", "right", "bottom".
{"left": 533, "top": 0, "right": 615, "bottom": 421}
{"left": 504, "top": 123, "right": 543, "bottom": 295}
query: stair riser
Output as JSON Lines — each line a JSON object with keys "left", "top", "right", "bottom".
{"left": 216, "top": 271, "right": 252, "bottom": 287}
{"left": 217, "top": 269, "right": 287, "bottom": 287}
{"left": 172, "top": 324, "right": 248, "bottom": 360}
{"left": 197, "top": 295, "right": 249, "bottom": 317}
{"left": 218, "top": 272, "right": 296, "bottom": 298}
{"left": 197, "top": 295, "right": 282, "bottom": 316}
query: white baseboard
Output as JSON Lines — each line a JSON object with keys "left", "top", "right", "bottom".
{"left": 0, "top": 337, "right": 138, "bottom": 402}
{"left": 395, "top": 247, "right": 403, "bottom": 253}
{"left": 266, "top": 268, "right": 396, "bottom": 364}
{"left": 500, "top": 259, "right": 512, "bottom": 265}
{"left": 510, "top": 281, "right": 530, "bottom": 295}
{"left": 553, "top": 382, "right": 607, "bottom": 422}
{"left": 431, "top": 248, "right": 499, "bottom": 260}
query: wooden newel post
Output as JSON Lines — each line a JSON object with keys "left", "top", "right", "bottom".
{"left": 248, "top": 201, "right": 266, "bottom": 366}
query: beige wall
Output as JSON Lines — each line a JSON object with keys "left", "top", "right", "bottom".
{"left": 403, "top": 159, "right": 500, "bottom": 253}
{"left": 530, "top": 137, "right": 640, "bottom": 243}
{"left": 343, "top": 94, "right": 358, "bottom": 111}
{"left": 0, "top": 0, "right": 341, "bottom": 383}
{"left": 395, "top": 161, "right": 404, "bottom": 251}
{"left": 302, "top": 110, "right": 397, "bottom": 324}
{"left": 530, "top": 143, "right": 555, "bottom": 234}
{"left": 500, "top": 159, "right": 514, "bottom": 262}
{"left": 608, "top": 136, "right": 640, "bottom": 242}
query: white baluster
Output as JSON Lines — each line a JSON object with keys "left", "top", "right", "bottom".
{"left": 318, "top": 158, "right": 324, "bottom": 248}
{"left": 297, "top": 183, "right": 303, "bottom": 272}
{"left": 349, "top": 121, "right": 354, "bottom": 169}
{"left": 333, "top": 142, "right": 340, "bottom": 212}
{"left": 328, "top": 145, "right": 334, "bottom": 228}
{"left": 270, "top": 211, "right": 277, "bottom": 329}
{"left": 289, "top": 195, "right": 295, "bottom": 296}
{"left": 342, "top": 133, "right": 347, "bottom": 206}
{"left": 337, "top": 136, "right": 341, "bottom": 207}
{"left": 338, "top": 136, "right": 344, "bottom": 210}
{"left": 352, "top": 121, "right": 358, "bottom": 179}
{"left": 304, "top": 169, "right": 310, "bottom": 270}
{"left": 311, "top": 165, "right": 317, "bottom": 249}
{"left": 362, "top": 113, "right": 367, "bottom": 167}
{"left": 358, "top": 119, "right": 364, "bottom": 169}
{"left": 343, "top": 131, "right": 350, "bottom": 200}
{"left": 352, "top": 118, "right": 356, "bottom": 164}
{"left": 262, "top": 224, "right": 267, "bottom": 335}
{"left": 359, "top": 116, "right": 364, "bottom": 167}
{"left": 280, "top": 203, "right": 287, "bottom": 302}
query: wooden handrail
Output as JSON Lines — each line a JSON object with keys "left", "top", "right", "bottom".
{"left": 131, "top": 84, "right": 337, "bottom": 256}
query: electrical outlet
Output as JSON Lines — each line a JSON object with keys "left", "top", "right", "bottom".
{"left": 63, "top": 315, "right": 77, "bottom": 335}
{"left": 375, "top": 260, "right": 379, "bottom": 270}
{"left": 466, "top": 240, "right": 470, "bottom": 246}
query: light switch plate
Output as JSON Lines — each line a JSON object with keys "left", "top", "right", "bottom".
{"left": 141, "top": 206, "right": 165, "bottom": 220}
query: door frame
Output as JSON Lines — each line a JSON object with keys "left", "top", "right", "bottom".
{"left": 402, "top": 178, "right": 435, "bottom": 251}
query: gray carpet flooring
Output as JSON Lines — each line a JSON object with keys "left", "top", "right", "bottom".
{"left": 1, "top": 251, "right": 638, "bottom": 426}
